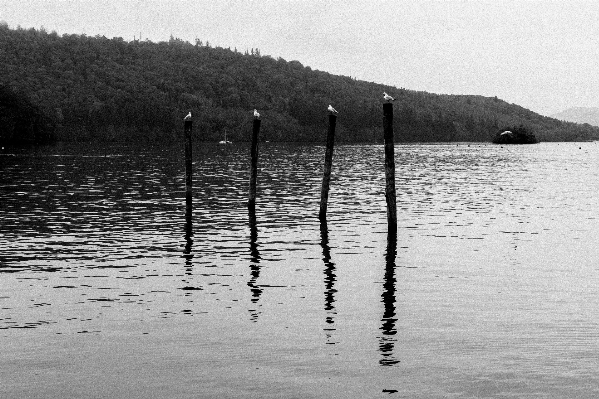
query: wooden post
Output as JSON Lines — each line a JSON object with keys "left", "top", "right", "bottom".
{"left": 319, "top": 113, "right": 337, "bottom": 220}
{"left": 184, "top": 118, "right": 193, "bottom": 216}
{"left": 248, "top": 116, "right": 261, "bottom": 211}
{"left": 383, "top": 102, "right": 397, "bottom": 232}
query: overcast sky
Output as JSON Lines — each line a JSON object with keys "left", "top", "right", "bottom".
{"left": 2, "top": 0, "right": 598, "bottom": 116}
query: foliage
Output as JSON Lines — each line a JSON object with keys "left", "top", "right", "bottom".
{"left": 0, "top": 84, "right": 55, "bottom": 144}
{"left": 492, "top": 125, "right": 539, "bottom": 144}
{"left": 1, "top": 25, "right": 599, "bottom": 144}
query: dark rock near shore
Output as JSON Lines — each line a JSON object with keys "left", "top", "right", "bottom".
{"left": 492, "top": 125, "right": 538, "bottom": 144}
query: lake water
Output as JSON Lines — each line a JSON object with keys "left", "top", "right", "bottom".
{"left": 1, "top": 141, "right": 599, "bottom": 398}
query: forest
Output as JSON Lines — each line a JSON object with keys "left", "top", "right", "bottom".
{"left": 2, "top": 24, "right": 599, "bottom": 145}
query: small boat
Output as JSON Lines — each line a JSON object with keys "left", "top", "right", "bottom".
{"left": 219, "top": 130, "right": 232, "bottom": 145}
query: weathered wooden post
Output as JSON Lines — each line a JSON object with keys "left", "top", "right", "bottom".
{"left": 184, "top": 113, "right": 193, "bottom": 218}
{"left": 383, "top": 101, "right": 397, "bottom": 232}
{"left": 248, "top": 110, "right": 261, "bottom": 211}
{"left": 319, "top": 106, "right": 338, "bottom": 220}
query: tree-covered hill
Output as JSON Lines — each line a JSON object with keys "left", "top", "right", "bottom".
{"left": 0, "top": 84, "right": 55, "bottom": 144}
{"left": 2, "top": 25, "right": 598, "bottom": 144}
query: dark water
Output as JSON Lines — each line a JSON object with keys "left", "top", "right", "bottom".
{"left": 2, "top": 141, "right": 599, "bottom": 398}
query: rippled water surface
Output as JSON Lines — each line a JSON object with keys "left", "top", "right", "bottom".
{"left": 2, "top": 141, "right": 599, "bottom": 398}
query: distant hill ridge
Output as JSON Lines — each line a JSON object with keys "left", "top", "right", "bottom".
{"left": 2, "top": 25, "right": 599, "bottom": 144}
{"left": 551, "top": 107, "right": 599, "bottom": 127}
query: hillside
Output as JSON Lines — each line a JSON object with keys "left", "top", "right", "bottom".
{"left": 2, "top": 25, "right": 599, "bottom": 144}
{"left": 551, "top": 107, "right": 599, "bottom": 127}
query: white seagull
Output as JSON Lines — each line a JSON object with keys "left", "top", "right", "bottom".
{"left": 184, "top": 112, "right": 192, "bottom": 120}
{"left": 327, "top": 104, "right": 338, "bottom": 114}
{"left": 383, "top": 92, "right": 395, "bottom": 102}
{"left": 253, "top": 109, "right": 260, "bottom": 118}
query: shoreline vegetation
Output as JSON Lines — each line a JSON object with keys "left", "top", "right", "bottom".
{"left": 2, "top": 25, "right": 599, "bottom": 145}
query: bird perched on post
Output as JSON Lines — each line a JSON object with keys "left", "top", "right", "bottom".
{"left": 327, "top": 104, "right": 338, "bottom": 114}
{"left": 383, "top": 92, "right": 395, "bottom": 102}
{"left": 184, "top": 112, "right": 192, "bottom": 120}
{"left": 253, "top": 109, "right": 260, "bottom": 118}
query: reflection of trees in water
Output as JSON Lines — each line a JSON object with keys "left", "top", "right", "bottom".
{"left": 247, "top": 207, "right": 262, "bottom": 322}
{"left": 320, "top": 220, "right": 338, "bottom": 345}
{"left": 379, "top": 232, "right": 399, "bottom": 366}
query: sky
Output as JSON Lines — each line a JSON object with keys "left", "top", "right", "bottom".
{"left": 2, "top": 0, "right": 599, "bottom": 116}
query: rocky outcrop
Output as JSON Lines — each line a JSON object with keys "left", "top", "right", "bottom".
{"left": 492, "top": 126, "right": 538, "bottom": 144}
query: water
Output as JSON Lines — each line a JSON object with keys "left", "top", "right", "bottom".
{"left": 2, "top": 141, "right": 599, "bottom": 398}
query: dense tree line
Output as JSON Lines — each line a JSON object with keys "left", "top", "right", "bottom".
{"left": 0, "top": 84, "right": 55, "bottom": 143}
{"left": 1, "top": 25, "right": 598, "bottom": 144}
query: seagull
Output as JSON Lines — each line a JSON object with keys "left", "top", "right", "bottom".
{"left": 383, "top": 92, "right": 395, "bottom": 102}
{"left": 184, "top": 112, "right": 192, "bottom": 120}
{"left": 327, "top": 104, "right": 338, "bottom": 114}
{"left": 253, "top": 109, "right": 260, "bottom": 118}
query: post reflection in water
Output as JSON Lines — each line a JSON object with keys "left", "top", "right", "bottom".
{"left": 183, "top": 198, "right": 193, "bottom": 270}
{"left": 379, "top": 231, "right": 399, "bottom": 366}
{"left": 320, "top": 219, "right": 338, "bottom": 345}
{"left": 181, "top": 199, "right": 197, "bottom": 296}
{"left": 247, "top": 207, "right": 262, "bottom": 321}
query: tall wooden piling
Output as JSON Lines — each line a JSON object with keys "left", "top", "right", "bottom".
{"left": 383, "top": 102, "right": 397, "bottom": 232}
{"left": 319, "top": 113, "right": 337, "bottom": 220}
{"left": 248, "top": 116, "right": 261, "bottom": 211}
{"left": 184, "top": 118, "right": 193, "bottom": 216}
